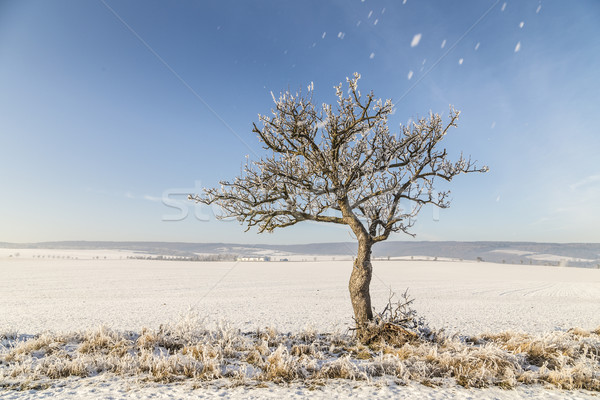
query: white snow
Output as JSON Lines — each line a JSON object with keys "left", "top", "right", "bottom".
{"left": 458, "top": 58, "right": 464, "bottom": 65}
{"left": 515, "top": 41, "right": 521, "bottom": 52}
{"left": 2, "top": 256, "right": 598, "bottom": 336}
{"left": 519, "top": 21, "right": 525, "bottom": 28}
{"left": 337, "top": 32, "right": 345, "bottom": 39}
{"left": 441, "top": 39, "right": 446, "bottom": 49}
{"left": 490, "top": 249, "right": 532, "bottom": 256}
{"left": 321, "top": 31, "right": 326, "bottom": 39}
{"left": 411, "top": 33, "right": 422, "bottom": 47}
{"left": 369, "top": 52, "right": 375, "bottom": 59}
{"left": 536, "top": 4, "right": 542, "bottom": 13}
{"left": 407, "top": 70, "right": 414, "bottom": 80}
{"left": 501, "top": 2, "right": 507, "bottom": 11}
{"left": 475, "top": 42, "right": 480, "bottom": 50}
{"left": 2, "top": 255, "right": 599, "bottom": 399}
{"left": 3, "top": 378, "right": 594, "bottom": 400}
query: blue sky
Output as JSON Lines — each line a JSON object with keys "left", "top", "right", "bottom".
{"left": 1, "top": 0, "right": 599, "bottom": 244}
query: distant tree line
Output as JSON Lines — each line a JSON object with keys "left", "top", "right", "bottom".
{"left": 125, "top": 254, "right": 237, "bottom": 262}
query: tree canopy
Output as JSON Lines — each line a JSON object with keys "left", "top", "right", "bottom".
{"left": 190, "top": 73, "right": 488, "bottom": 244}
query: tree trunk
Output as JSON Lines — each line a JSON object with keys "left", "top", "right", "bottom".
{"left": 349, "top": 237, "right": 374, "bottom": 333}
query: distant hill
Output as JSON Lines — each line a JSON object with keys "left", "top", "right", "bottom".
{"left": 1, "top": 240, "right": 599, "bottom": 268}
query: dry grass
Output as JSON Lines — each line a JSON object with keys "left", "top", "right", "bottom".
{"left": 1, "top": 314, "right": 599, "bottom": 391}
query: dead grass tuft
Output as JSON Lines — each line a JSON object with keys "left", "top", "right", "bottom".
{"left": 356, "top": 290, "right": 435, "bottom": 348}
{"left": 1, "top": 311, "right": 599, "bottom": 391}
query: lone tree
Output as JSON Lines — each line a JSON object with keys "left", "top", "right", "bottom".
{"left": 190, "top": 73, "right": 487, "bottom": 334}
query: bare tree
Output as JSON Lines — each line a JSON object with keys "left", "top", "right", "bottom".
{"left": 190, "top": 73, "right": 487, "bottom": 335}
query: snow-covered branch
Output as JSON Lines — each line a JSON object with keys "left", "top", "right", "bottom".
{"left": 190, "top": 74, "right": 487, "bottom": 239}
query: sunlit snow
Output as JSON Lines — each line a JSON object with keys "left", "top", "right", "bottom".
{"left": 407, "top": 70, "right": 413, "bottom": 80}
{"left": 441, "top": 39, "right": 446, "bottom": 48}
{"left": 515, "top": 41, "right": 521, "bottom": 52}
{"left": 520, "top": 21, "right": 525, "bottom": 28}
{"left": 369, "top": 52, "right": 375, "bottom": 59}
{"left": 458, "top": 58, "right": 464, "bottom": 65}
{"left": 501, "top": 2, "right": 507, "bottom": 11}
{"left": 475, "top": 42, "right": 480, "bottom": 50}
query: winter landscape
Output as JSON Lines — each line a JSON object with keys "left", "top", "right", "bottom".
{"left": 2, "top": 0, "right": 600, "bottom": 399}
{"left": 2, "top": 244, "right": 600, "bottom": 399}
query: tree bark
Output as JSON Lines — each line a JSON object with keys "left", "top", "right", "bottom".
{"left": 349, "top": 237, "right": 374, "bottom": 332}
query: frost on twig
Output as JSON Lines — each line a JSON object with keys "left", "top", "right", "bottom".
{"left": 351, "top": 289, "right": 437, "bottom": 345}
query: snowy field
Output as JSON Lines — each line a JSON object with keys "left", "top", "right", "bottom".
{"left": 1, "top": 252, "right": 600, "bottom": 399}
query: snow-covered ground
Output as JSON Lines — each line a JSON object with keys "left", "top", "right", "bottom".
{"left": 1, "top": 252, "right": 599, "bottom": 399}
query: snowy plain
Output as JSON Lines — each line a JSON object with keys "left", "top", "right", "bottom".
{"left": 1, "top": 250, "right": 600, "bottom": 399}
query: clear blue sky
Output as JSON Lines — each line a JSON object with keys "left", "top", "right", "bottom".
{"left": 1, "top": 0, "right": 599, "bottom": 244}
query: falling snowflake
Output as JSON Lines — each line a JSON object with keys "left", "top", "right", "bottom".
{"left": 403, "top": 0, "right": 407, "bottom": 4}
{"left": 475, "top": 42, "right": 480, "bottom": 50}
{"left": 338, "top": 32, "right": 345, "bottom": 39}
{"left": 491, "top": 121, "right": 496, "bottom": 129}
{"left": 514, "top": 41, "right": 521, "bottom": 52}
{"left": 374, "top": 19, "right": 379, "bottom": 25}
{"left": 407, "top": 70, "right": 414, "bottom": 80}
{"left": 322, "top": 32, "right": 326, "bottom": 39}
{"left": 357, "top": 21, "right": 362, "bottom": 27}
{"left": 381, "top": 7, "right": 386, "bottom": 14}
{"left": 458, "top": 58, "right": 464, "bottom": 65}
{"left": 411, "top": 33, "right": 422, "bottom": 47}
{"left": 441, "top": 39, "right": 447, "bottom": 49}
{"left": 369, "top": 52, "right": 375, "bottom": 59}
{"left": 536, "top": 4, "right": 542, "bottom": 13}
{"left": 501, "top": 2, "right": 506, "bottom": 11}
{"left": 368, "top": 10, "right": 373, "bottom": 18}
{"left": 519, "top": 21, "right": 524, "bottom": 28}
